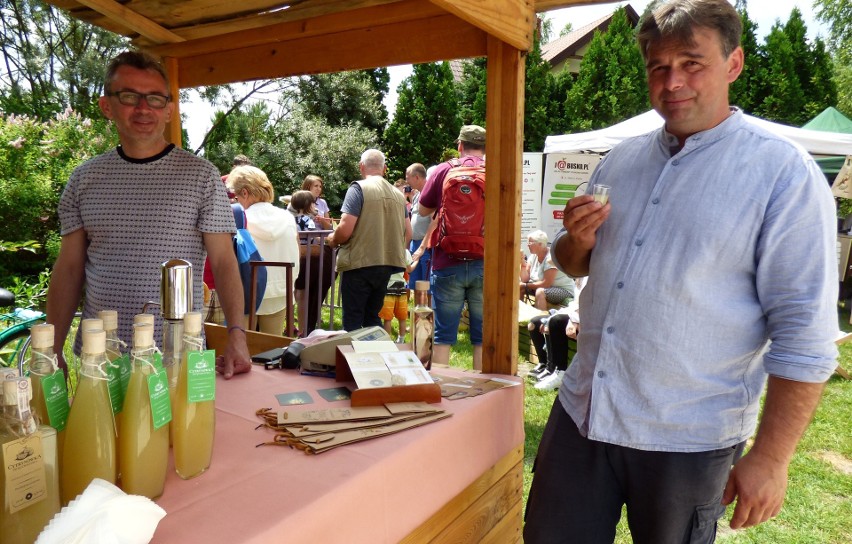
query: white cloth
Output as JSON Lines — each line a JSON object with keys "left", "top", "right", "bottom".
{"left": 244, "top": 202, "right": 300, "bottom": 315}
{"left": 36, "top": 478, "right": 166, "bottom": 544}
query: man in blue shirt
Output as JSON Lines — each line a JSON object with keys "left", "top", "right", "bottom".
{"left": 524, "top": 1, "right": 839, "bottom": 542}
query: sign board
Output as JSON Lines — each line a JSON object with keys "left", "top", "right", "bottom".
{"left": 521, "top": 153, "right": 543, "bottom": 254}
{"left": 540, "top": 153, "right": 603, "bottom": 241}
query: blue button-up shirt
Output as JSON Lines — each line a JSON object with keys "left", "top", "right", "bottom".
{"left": 553, "top": 109, "right": 839, "bottom": 452}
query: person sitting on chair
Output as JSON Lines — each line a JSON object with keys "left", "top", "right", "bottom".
{"left": 519, "top": 230, "right": 575, "bottom": 310}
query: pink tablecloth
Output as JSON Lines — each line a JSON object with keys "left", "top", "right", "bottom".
{"left": 151, "top": 367, "right": 524, "bottom": 543}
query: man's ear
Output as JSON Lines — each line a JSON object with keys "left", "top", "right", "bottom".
{"left": 727, "top": 46, "right": 744, "bottom": 83}
{"left": 98, "top": 96, "right": 113, "bottom": 120}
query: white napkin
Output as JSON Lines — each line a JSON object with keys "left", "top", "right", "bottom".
{"left": 36, "top": 479, "right": 166, "bottom": 544}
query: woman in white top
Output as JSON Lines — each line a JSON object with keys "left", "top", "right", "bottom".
{"left": 228, "top": 166, "right": 299, "bottom": 335}
{"left": 301, "top": 175, "right": 333, "bottom": 229}
{"left": 519, "top": 230, "right": 575, "bottom": 310}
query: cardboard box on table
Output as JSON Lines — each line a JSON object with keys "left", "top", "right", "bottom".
{"left": 336, "top": 345, "right": 441, "bottom": 407}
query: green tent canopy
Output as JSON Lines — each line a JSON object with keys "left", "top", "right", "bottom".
{"left": 803, "top": 107, "right": 852, "bottom": 175}
{"left": 803, "top": 107, "right": 852, "bottom": 133}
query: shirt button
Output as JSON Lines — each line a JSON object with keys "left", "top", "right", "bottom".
{"left": 606, "top": 326, "right": 614, "bottom": 334}
{"left": 597, "top": 371, "right": 605, "bottom": 378}
{"left": 635, "top": 239, "right": 643, "bottom": 246}
{"left": 673, "top": 159, "right": 680, "bottom": 166}
{"left": 617, "top": 281, "right": 624, "bottom": 288}
{"left": 652, "top": 198, "right": 660, "bottom": 204}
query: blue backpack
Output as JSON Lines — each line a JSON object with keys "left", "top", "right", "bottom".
{"left": 232, "top": 204, "right": 267, "bottom": 314}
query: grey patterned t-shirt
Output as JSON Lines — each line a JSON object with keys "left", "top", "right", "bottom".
{"left": 59, "top": 145, "right": 236, "bottom": 347}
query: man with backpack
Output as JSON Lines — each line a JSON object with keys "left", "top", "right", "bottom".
{"left": 418, "top": 125, "right": 486, "bottom": 370}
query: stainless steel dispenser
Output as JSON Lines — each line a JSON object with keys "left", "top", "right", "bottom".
{"left": 160, "top": 259, "right": 193, "bottom": 426}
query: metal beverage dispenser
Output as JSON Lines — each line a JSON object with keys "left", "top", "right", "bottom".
{"left": 160, "top": 259, "right": 192, "bottom": 395}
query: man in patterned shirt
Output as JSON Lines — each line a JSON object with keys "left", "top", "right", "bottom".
{"left": 46, "top": 50, "right": 251, "bottom": 379}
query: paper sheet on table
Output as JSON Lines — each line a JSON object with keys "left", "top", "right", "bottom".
{"left": 352, "top": 340, "right": 398, "bottom": 353}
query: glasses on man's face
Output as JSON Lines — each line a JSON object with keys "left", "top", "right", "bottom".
{"left": 108, "top": 91, "right": 170, "bottom": 109}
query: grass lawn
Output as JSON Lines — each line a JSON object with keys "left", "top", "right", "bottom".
{"left": 442, "top": 313, "right": 852, "bottom": 543}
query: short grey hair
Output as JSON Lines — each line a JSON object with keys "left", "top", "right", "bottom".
{"left": 360, "top": 149, "right": 386, "bottom": 174}
{"left": 527, "top": 230, "right": 548, "bottom": 245}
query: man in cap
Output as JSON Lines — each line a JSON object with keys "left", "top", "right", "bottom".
{"left": 418, "top": 125, "right": 486, "bottom": 369}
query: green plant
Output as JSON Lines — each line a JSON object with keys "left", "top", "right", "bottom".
{"left": 7, "top": 269, "right": 51, "bottom": 310}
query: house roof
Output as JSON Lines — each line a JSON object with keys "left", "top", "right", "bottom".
{"left": 541, "top": 4, "right": 640, "bottom": 68}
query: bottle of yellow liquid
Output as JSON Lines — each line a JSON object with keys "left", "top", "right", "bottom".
{"left": 1, "top": 376, "right": 61, "bottom": 544}
{"left": 161, "top": 314, "right": 183, "bottom": 446}
{"left": 60, "top": 328, "right": 116, "bottom": 505}
{"left": 27, "top": 324, "right": 68, "bottom": 484}
{"left": 172, "top": 312, "right": 215, "bottom": 479}
{"left": 98, "top": 310, "right": 127, "bottom": 424}
{"left": 118, "top": 323, "right": 170, "bottom": 499}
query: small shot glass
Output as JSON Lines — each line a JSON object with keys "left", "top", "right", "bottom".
{"left": 593, "top": 184, "right": 611, "bottom": 205}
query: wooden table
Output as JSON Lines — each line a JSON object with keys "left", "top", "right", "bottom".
{"left": 151, "top": 366, "right": 524, "bottom": 543}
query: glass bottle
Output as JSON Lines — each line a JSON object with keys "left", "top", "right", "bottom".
{"left": 411, "top": 280, "right": 434, "bottom": 370}
{"left": 98, "top": 310, "right": 127, "bottom": 435}
{"left": 60, "top": 328, "right": 116, "bottom": 505}
{"left": 161, "top": 314, "right": 183, "bottom": 446}
{"left": 27, "top": 323, "right": 68, "bottom": 472}
{"left": 118, "top": 323, "right": 169, "bottom": 499}
{"left": 172, "top": 312, "right": 215, "bottom": 479}
{"left": 0, "top": 376, "right": 61, "bottom": 544}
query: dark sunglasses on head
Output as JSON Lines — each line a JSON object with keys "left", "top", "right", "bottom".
{"left": 108, "top": 91, "right": 170, "bottom": 109}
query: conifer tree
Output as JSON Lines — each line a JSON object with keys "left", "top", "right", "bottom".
{"left": 562, "top": 8, "right": 648, "bottom": 132}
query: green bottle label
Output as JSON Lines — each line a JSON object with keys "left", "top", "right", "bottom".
{"left": 187, "top": 350, "right": 216, "bottom": 403}
{"left": 151, "top": 352, "right": 164, "bottom": 371}
{"left": 116, "top": 354, "right": 132, "bottom": 397}
{"left": 41, "top": 371, "right": 69, "bottom": 432}
{"left": 147, "top": 369, "right": 172, "bottom": 430}
{"left": 106, "top": 362, "right": 124, "bottom": 415}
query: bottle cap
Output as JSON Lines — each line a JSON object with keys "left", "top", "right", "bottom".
{"left": 81, "top": 318, "right": 104, "bottom": 332}
{"left": 82, "top": 328, "right": 106, "bottom": 354}
{"left": 3, "top": 378, "right": 26, "bottom": 406}
{"left": 133, "top": 313, "right": 155, "bottom": 326}
{"left": 30, "top": 323, "right": 55, "bottom": 349}
{"left": 415, "top": 280, "right": 430, "bottom": 291}
{"left": 133, "top": 323, "right": 155, "bottom": 348}
{"left": 97, "top": 310, "right": 119, "bottom": 331}
{"left": 161, "top": 259, "right": 193, "bottom": 320}
{"left": 184, "top": 311, "right": 202, "bottom": 334}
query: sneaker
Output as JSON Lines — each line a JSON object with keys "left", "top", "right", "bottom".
{"left": 534, "top": 369, "right": 565, "bottom": 391}
{"left": 395, "top": 336, "right": 405, "bottom": 344}
{"left": 528, "top": 366, "right": 550, "bottom": 381}
{"left": 527, "top": 363, "right": 547, "bottom": 377}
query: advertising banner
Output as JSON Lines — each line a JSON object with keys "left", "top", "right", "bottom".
{"left": 540, "top": 153, "right": 603, "bottom": 241}
{"left": 521, "top": 153, "right": 543, "bottom": 254}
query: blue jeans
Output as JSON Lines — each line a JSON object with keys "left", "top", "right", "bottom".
{"left": 407, "top": 239, "right": 431, "bottom": 290}
{"left": 430, "top": 260, "right": 483, "bottom": 345}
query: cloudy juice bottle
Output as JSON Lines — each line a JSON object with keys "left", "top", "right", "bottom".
{"left": 172, "top": 312, "right": 215, "bottom": 479}
{"left": 60, "top": 328, "right": 116, "bottom": 505}
{"left": 1, "top": 377, "right": 61, "bottom": 544}
{"left": 118, "top": 323, "right": 170, "bottom": 499}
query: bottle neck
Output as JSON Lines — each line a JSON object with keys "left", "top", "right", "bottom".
{"left": 29, "top": 347, "right": 57, "bottom": 375}
{"left": 182, "top": 332, "right": 203, "bottom": 353}
{"left": 79, "top": 351, "right": 109, "bottom": 379}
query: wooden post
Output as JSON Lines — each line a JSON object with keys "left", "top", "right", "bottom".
{"left": 164, "top": 56, "right": 182, "bottom": 147}
{"left": 483, "top": 35, "right": 525, "bottom": 376}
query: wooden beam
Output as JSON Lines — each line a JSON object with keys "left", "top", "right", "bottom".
{"left": 146, "top": 0, "right": 443, "bottom": 60}
{"left": 430, "top": 0, "right": 535, "bottom": 51}
{"left": 535, "top": 0, "right": 608, "bottom": 12}
{"left": 164, "top": 57, "right": 182, "bottom": 147}
{"left": 139, "top": 0, "right": 405, "bottom": 46}
{"left": 483, "top": 35, "right": 525, "bottom": 376}
{"left": 75, "top": 0, "right": 185, "bottom": 43}
{"left": 176, "top": 14, "right": 486, "bottom": 88}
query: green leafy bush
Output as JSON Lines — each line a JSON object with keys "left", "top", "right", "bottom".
{"left": 0, "top": 108, "right": 116, "bottom": 282}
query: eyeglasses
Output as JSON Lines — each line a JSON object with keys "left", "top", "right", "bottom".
{"left": 108, "top": 91, "right": 170, "bottom": 109}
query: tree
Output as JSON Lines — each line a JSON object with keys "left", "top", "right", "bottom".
{"left": 730, "top": 7, "right": 764, "bottom": 114}
{"left": 559, "top": 22, "right": 574, "bottom": 38}
{"left": 297, "top": 71, "right": 385, "bottom": 134}
{"left": 384, "top": 62, "right": 460, "bottom": 178}
{"left": 562, "top": 8, "right": 648, "bottom": 132}
{"left": 456, "top": 58, "right": 486, "bottom": 126}
{"left": 0, "top": 0, "right": 127, "bottom": 119}
{"left": 815, "top": 0, "right": 852, "bottom": 117}
{"left": 524, "top": 26, "right": 559, "bottom": 151}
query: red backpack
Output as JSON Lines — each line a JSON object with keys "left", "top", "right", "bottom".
{"left": 431, "top": 158, "right": 485, "bottom": 260}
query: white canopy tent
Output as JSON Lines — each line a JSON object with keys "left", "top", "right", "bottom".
{"left": 544, "top": 110, "right": 852, "bottom": 157}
